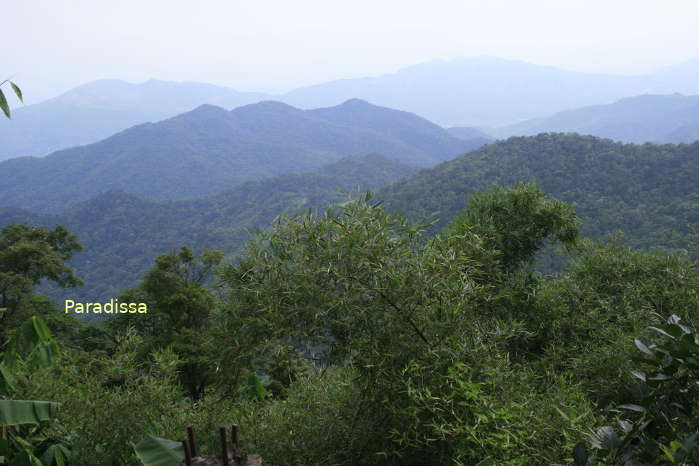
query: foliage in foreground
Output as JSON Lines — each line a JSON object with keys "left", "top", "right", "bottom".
{"left": 1, "top": 182, "right": 697, "bottom": 465}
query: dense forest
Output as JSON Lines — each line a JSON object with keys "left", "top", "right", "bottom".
{"left": 2, "top": 182, "right": 698, "bottom": 465}
{"left": 0, "top": 154, "right": 418, "bottom": 302}
{"left": 1, "top": 133, "right": 696, "bottom": 314}
{"left": 380, "top": 133, "right": 699, "bottom": 253}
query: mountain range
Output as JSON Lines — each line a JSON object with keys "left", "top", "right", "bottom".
{"left": 3, "top": 56, "right": 699, "bottom": 160}
{"left": 0, "top": 99, "right": 481, "bottom": 213}
{"left": 0, "top": 79, "right": 269, "bottom": 160}
{"left": 281, "top": 56, "right": 699, "bottom": 126}
{"left": 491, "top": 94, "right": 699, "bottom": 143}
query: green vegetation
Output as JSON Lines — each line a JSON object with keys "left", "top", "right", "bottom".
{"left": 0, "top": 223, "right": 83, "bottom": 341}
{"left": 0, "top": 153, "right": 418, "bottom": 302}
{"left": 0, "top": 79, "right": 23, "bottom": 119}
{"left": 1, "top": 179, "right": 697, "bottom": 464}
{"left": 2, "top": 133, "right": 696, "bottom": 307}
{"left": 379, "top": 133, "right": 699, "bottom": 253}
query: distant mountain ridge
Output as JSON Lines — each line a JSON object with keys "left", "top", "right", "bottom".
{"left": 0, "top": 99, "right": 483, "bottom": 212}
{"left": 280, "top": 56, "right": 699, "bottom": 127}
{"left": 490, "top": 94, "right": 699, "bottom": 143}
{"left": 3, "top": 56, "right": 699, "bottom": 159}
{"left": 0, "top": 79, "right": 270, "bottom": 160}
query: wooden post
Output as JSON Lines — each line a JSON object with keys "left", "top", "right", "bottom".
{"left": 181, "top": 439, "right": 193, "bottom": 466}
{"left": 187, "top": 424, "right": 197, "bottom": 457}
{"left": 231, "top": 424, "right": 239, "bottom": 448}
{"left": 219, "top": 425, "right": 230, "bottom": 466}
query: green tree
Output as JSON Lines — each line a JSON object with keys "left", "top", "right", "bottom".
{"left": 0, "top": 224, "right": 83, "bottom": 343}
{"left": 110, "top": 246, "right": 223, "bottom": 399}
{"left": 443, "top": 182, "right": 579, "bottom": 273}
{"left": 218, "top": 186, "right": 586, "bottom": 464}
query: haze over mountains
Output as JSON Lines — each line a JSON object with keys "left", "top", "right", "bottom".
{"left": 282, "top": 56, "right": 699, "bottom": 126}
{"left": 3, "top": 56, "right": 699, "bottom": 160}
{"left": 491, "top": 94, "right": 699, "bottom": 143}
{"left": 0, "top": 79, "right": 268, "bottom": 160}
{"left": 0, "top": 99, "right": 481, "bottom": 212}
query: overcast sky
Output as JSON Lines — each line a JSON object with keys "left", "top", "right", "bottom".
{"left": 5, "top": 0, "right": 699, "bottom": 104}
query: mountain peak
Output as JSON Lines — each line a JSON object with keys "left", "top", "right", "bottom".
{"left": 191, "top": 103, "right": 227, "bottom": 113}
{"left": 233, "top": 100, "right": 300, "bottom": 114}
{"left": 171, "top": 103, "right": 229, "bottom": 121}
{"left": 340, "top": 98, "right": 373, "bottom": 107}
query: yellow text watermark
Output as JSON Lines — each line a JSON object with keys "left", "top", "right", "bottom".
{"left": 65, "top": 299, "right": 147, "bottom": 314}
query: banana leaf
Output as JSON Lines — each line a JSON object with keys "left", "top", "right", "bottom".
{"left": 134, "top": 435, "right": 184, "bottom": 466}
{"left": 0, "top": 400, "right": 60, "bottom": 427}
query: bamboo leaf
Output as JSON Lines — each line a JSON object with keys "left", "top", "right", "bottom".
{"left": 10, "top": 81, "right": 23, "bottom": 103}
{"left": 0, "top": 89, "right": 10, "bottom": 118}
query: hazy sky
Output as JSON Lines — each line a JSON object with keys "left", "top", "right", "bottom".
{"left": 5, "top": 0, "right": 699, "bottom": 104}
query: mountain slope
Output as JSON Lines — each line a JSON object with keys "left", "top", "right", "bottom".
{"left": 379, "top": 133, "right": 699, "bottom": 252}
{"left": 0, "top": 154, "right": 419, "bottom": 302}
{"left": 0, "top": 79, "right": 270, "bottom": 160}
{"left": 661, "top": 123, "right": 699, "bottom": 143}
{"left": 0, "top": 99, "right": 478, "bottom": 212}
{"left": 446, "top": 126, "right": 494, "bottom": 141}
{"left": 491, "top": 94, "right": 699, "bottom": 143}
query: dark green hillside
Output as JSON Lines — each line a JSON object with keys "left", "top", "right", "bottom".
{"left": 379, "top": 133, "right": 699, "bottom": 252}
{"left": 0, "top": 154, "right": 418, "bottom": 301}
{"left": 307, "top": 99, "right": 488, "bottom": 157}
{"left": 0, "top": 100, "right": 475, "bottom": 212}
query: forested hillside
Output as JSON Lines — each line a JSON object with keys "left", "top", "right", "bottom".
{"left": 3, "top": 134, "right": 696, "bottom": 306}
{"left": 0, "top": 154, "right": 418, "bottom": 301}
{"left": 0, "top": 79, "right": 269, "bottom": 160}
{"left": 0, "top": 99, "right": 478, "bottom": 212}
{"left": 379, "top": 133, "right": 699, "bottom": 252}
{"left": 490, "top": 94, "right": 699, "bottom": 142}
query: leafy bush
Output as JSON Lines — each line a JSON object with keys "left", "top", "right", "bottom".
{"left": 576, "top": 314, "right": 699, "bottom": 465}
